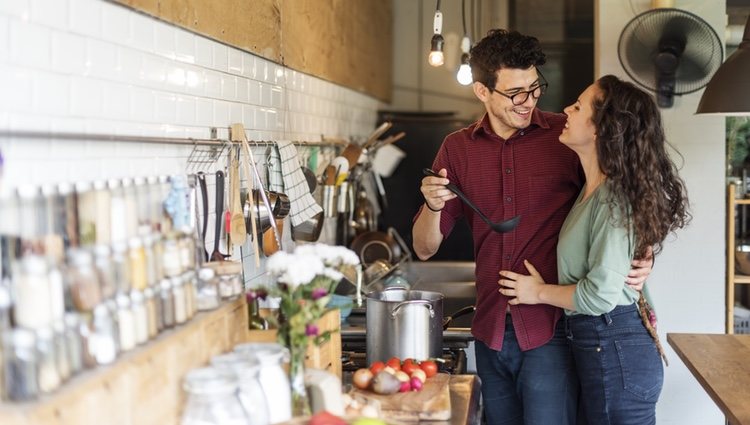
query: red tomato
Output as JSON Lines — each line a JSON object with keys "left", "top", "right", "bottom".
{"left": 402, "top": 358, "right": 415, "bottom": 367}
{"left": 401, "top": 362, "right": 420, "bottom": 376}
{"left": 369, "top": 361, "right": 386, "bottom": 375}
{"left": 420, "top": 360, "right": 438, "bottom": 378}
{"left": 386, "top": 357, "right": 402, "bottom": 371}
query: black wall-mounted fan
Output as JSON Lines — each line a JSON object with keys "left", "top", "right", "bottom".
{"left": 618, "top": 8, "right": 723, "bottom": 108}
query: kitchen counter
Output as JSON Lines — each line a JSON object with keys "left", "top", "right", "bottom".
{"left": 667, "top": 333, "right": 750, "bottom": 425}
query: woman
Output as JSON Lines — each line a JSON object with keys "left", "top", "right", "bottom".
{"left": 497, "top": 75, "right": 690, "bottom": 425}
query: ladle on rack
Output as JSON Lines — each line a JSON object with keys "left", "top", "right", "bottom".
{"left": 422, "top": 168, "right": 520, "bottom": 234}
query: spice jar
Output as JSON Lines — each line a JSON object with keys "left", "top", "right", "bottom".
{"left": 93, "top": 180, "right": 111, "bottom": 246}
{"left": 36, "top": 327, "right": 61, "bottom": 394}
{"left": 111, "top": 242, "right": 131, "bottom": 294}
{"left": 181, "top": 367, "right": 248, "bottom": 425}
{"left": 52, "top": 322, "right": 71, "bottom": 383}
{"left": 131, "top": 290, "right": 149, "bottom": 344}
{"left": 143, "top": 287, "right": 158, "bottom": 338}
{"left": 181, "top": 271, "right": 197, "bottom": 319}
{"left": 93, "top": 244, "right": 117, "bottom": 300}
{"left": 14, "top": 254, "right": 54, "bottom": 329}
{"left": 67, "top": 249, "right": 102, "bottom": 312}
{"left": 160, "top": 279, "right": 175, "bottom": 329}
{"left": 171, "top": 277, "right": 187, "bottom": 325}
{"left": 59, "top": 182, "right": 79, "bottom": 248}
{"left": 75, "top": 181, "right": 96, "bottom": 246}
{"left": 134, "top": 177, "right": 152, "bottom": 236}
{"left": 162, "top": 238, "right": 182, "bottom": 278}
{"left": 116, "top": 294, "right": 136, "bottom": 352}
{"left": 3, "top": 328, "right": 40, "bottom": 401}
{"left": 122, "top": 178, "right": 139, "bottom": 241}
{"left": 64, "top": 313, "right": 84, "bottom": 374}
{"left": 143, "top": 234, "right": 157, "bottom": 288}
{"left": 196, "top": 268, "right": 220, "bottom": 311}
{"left": 219, "top": 275, "right": 236, "bottom": 300}
{"left": 91, "top": 304, "right": 117, "bottom": 365}
{"left": 109, "top": 179, "right": 126, "bottom": 245}
{"left": 128, "top": 237, "right": 147, "bottom": 291}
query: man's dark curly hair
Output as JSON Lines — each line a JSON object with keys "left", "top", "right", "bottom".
{"left": 469, "top": 29, "right": 546, "bottom": 89}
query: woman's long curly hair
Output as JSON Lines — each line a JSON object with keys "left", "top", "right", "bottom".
{"left": 469, "top": 29, "right": 546, "bottom": 89}
{"left": 593, "top": 75, "right": 691, "bottom": 259}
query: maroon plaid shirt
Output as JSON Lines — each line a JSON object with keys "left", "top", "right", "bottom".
{"left": 417, "top": 110, "right": 583, "bottom": 351}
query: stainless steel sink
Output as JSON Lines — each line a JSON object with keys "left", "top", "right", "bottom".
{"left": 402, "top": 261, "right": 476, "bottom": 328}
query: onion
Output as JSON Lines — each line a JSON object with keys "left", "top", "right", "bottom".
{"left": 410, "top": 376, "right": 423, "bottom": 391}
{"left": 353, "top": 368, "right": 374, "bottom": 390}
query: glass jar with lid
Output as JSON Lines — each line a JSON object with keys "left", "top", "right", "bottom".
{"left": 182, "top": 270, "right": 198, "bottom": 319}
{"left": 196, "top": 268, "right": 220, "bottom": 311}
{"left": 143, "top": 287, "right": 159, "bottom": 338}
{"left": 13, "top": 254, "right": 53, "bottom": 329}
{"left": 64, "top": 312, "right": 84, "bottom": 374}
{"left": 171, "top": 276, "right": 187, "bottom": 325}
{"left": 93, "top": 244, "right": 117, "bottom": 300}
{"left": 160, "top": 279, "right": 175, "bottom": 329}
{"left": 75, "top": 181, "right": 96, "bottom": 246}
{"left": 67, "top": 248, "right": 102, "bottom": 313}
{"left": 162, "top": 238, "right": 182, "bottom": 278}
{"left": 2, "top": 328, "right": 40, "bottom": 401}
{"left": 134, "top": 176, "right": 152, "bottom": 236}
{"left": 219, "top": 275, "right": 237, "bottom": 300}
{"left": 109, "top": 179, "right": 127, "bottom": 245}
{"left": 115, "top": 293, "right": 136, "bottom": 352}
{"left": 234, "top": 343, "right": 292, "bottom": 424}
{"left": 36, "top": 327, "right": 61, "bottom": 394}
{"left": 52, "top": 322, "right": 71, "bottom": 383}
{"left": 93, "top": 180, "right": 111, "bottom": 246}
{"left": 181, "top": 367, "right": 248, "bottom": 425}
{"left": 92, "top": 303, "right": 118, "bottom": 364}
{"left": 111, "top": 242, "right": 131, "bottom": 294}
{"left": 128, "top": 237, "right": 148, "bottom": 291}
{"left": 210, "top": 352, "right": 270, "bottom": 425}
{"left": 122, "top": 178, "right": 139, "bottom": 241}
{"left": 131, "top": 290, "right": 149, "bottom": 344}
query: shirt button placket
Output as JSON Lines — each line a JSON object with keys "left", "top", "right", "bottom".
{"left": 501, "top": 143, "right": 515, "bottom": 266}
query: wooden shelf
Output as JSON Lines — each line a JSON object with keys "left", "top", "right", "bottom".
{"left": 734, "top": 275, "right": 750, "bottom": 284}
{"left": 0, "top": 299, "right": 342, "bottom": 425}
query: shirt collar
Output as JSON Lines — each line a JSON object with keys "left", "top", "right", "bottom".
{"left": 470, "top": 109, "right": 551, "bottom": 140}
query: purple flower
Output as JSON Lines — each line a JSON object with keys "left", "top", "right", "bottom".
{"left": 311, "top": 287, "right": 328, "bottom": 300}
{"left": 305, "top": 324, "right": 319, "bottom": 337}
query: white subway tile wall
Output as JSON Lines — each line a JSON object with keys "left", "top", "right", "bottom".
{"left": 0, "top": 0, "right": 380, "bottom": 283}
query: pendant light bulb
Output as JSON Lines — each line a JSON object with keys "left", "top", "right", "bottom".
{"left": 428, "top": 10, "right": 444, "bottom": 67}
{"left": 456, "top": 36, "right": 472, "bottom": 85}
{"left": 456, "top": 63, "right": 472, "bottom": 85}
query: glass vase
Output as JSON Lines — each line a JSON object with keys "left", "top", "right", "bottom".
{"left": 288, "top": 341, "right": 310, "bottom": 417}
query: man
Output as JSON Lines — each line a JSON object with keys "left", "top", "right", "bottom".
{"left": 412, "top": 29, "right": 651, "bottom": 425}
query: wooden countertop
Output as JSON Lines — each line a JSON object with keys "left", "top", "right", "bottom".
{"left": 667, "top": 333, "right": 750, "bottom": 425}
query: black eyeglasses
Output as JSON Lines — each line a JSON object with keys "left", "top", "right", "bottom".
{"left": 487, "top": 73, "right": 548, "bottom": 105}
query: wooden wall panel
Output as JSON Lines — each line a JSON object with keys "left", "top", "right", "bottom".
{"left": 112, "top": 0, "right": 391, "bottom": 101}
{"left": 114, "top": 0, "right": 282, "bottom": 63}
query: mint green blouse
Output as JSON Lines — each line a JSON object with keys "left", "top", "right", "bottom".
{"left": 557, "top": 182, "right": 641, "bottom": 316}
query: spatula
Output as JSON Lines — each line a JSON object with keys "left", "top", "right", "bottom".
{"left": 210, "top": 170, "right": 229, "bottom": 261}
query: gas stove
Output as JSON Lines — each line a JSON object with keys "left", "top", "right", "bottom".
{"left": 340, "top": 325, "right": 473, "bottom": 375}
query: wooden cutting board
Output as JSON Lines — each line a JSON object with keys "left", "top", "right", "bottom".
{"left": 352, "top": 373, "right": 452, "bottom": 421}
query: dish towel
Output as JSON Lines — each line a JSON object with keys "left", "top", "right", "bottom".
{"left": 275, "top": 140, "right": 323, "bottom": 227}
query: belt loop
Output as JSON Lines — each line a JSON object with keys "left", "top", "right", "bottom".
{"left": 603, "top": 312, "right": 613, "bottom": 326}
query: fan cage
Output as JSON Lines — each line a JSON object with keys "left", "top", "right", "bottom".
{"left": 617, "top": 8, "right": 723, "bottom": 95}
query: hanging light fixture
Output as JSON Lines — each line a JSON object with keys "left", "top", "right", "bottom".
{"left": 696, "top": 14, "right": 750, "bottom": 115}
{"left": 456, "top": 0, "right": 472, "bottom": 85}
{"left": 428, "top": 0, "right": 445, "bottom": 67}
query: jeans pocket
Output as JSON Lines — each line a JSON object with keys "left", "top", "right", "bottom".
{"left": 615, "top": 339, "right": 664, "bottom": 402}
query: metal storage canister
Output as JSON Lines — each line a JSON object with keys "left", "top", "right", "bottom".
{"left": 365, "top": 288, "right": 443, "bottom": 363}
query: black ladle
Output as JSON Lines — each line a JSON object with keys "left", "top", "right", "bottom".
{"left": 422, "top": 168, "right": 521, "bottom": 233}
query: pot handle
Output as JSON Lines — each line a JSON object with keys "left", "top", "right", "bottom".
{"left": 391, "top": 300, "right": 435, "bottom": 319}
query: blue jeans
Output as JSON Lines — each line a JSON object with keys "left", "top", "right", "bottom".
{"left": 475, "top": 315, "right": 578, "bottom": 425}
{"left": 566, "top": 304, "right": 663, "bottom": 425}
